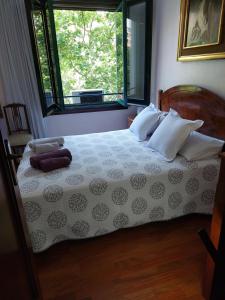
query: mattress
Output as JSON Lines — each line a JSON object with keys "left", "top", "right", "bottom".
{"left": 17, "top": 129, "right": 220, "bottom": 252}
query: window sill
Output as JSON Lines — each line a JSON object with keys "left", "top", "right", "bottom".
{"left": 47, "top": 102, "right": 128, "bottom": 116}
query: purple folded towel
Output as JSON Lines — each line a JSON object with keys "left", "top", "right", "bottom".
{"left": 30, "top": 149, "right": 72, "bottom": 169}
{"left": 39, "top": 156, "right": 71, "bottom": 172}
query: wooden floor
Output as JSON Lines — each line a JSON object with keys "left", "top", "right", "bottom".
{"left": 35, "top": 215, "right": 211, "bottom": 300}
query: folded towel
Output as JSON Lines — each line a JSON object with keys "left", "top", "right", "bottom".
{"left": 31, "top": 142, "right": 60, "bottom": 154}
{"left": 39, "top": 156, "right": 71, "bottom": 172}
{"left": 29, "top": 137, "right": 64, "bottom": 149}
{"left": 30, "top": 149, "right": 72, "bottom": 169}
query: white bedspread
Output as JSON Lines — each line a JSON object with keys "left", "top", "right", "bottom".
{"left": 17, "top": 129, "right": 220, "bottom": 252}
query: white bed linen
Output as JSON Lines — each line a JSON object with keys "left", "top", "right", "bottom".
{"left": 17, "top": 129, "right": 220, "bottom": 252}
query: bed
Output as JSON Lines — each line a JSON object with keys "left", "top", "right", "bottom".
{"left": 17, "top": 85, "right": 225, "bottom": 253}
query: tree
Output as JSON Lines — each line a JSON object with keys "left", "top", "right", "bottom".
{"left": 33, "top": 11, "right": 52, "bottom": 93}
{"left": 33, "top": 9, "right": 123, "bottom": 104}
{"left": 54, "top": 10, "right": 123, "bottom": 103}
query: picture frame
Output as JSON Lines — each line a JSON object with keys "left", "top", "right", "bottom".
{"left": 177, "top": 0, "right": 225, "bottom": 61}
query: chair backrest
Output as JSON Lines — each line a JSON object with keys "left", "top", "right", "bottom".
{"left": 3, "top": 103, "right": 31, "bottom": 135}
{"left": 3, "top": 139, "right": 18, "bottom": 185}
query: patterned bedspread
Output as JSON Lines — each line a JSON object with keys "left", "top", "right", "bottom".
{"left": 17, "top": 129, "right": 220, "bottom": 252}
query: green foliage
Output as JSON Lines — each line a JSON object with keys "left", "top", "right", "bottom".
{"left": 33, "top": 11, "right": 52, "bottom": 93}
{"left": 33, "top": 9, "right": 123, "bottom": 104}
{"left": 54, "top": 10, "right": 123, "bottom": 102}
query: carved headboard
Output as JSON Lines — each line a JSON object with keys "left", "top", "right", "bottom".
{"left": 158, "top": 85, "right": 225, "bottom": 141}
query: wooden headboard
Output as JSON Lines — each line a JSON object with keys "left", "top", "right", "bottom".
{"left": 158, "top": 85, "right": 225, "bottom": 141}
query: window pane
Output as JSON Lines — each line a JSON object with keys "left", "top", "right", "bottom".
{"left": 54, "top": 10, "right": 123, "bottom": 105}
{"left": 32, "top": 11, "right": 54, "bottom": 107}
{"left": 45, "top": 1, "right": 64, "bottom": 107}
{"left": 116, "top": 10, "right": 124, "bottom": 102}
{"left": 127, "top": 2, "right": 146, "bottom": 100}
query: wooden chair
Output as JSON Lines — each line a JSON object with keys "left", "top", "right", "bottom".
{"left": 3, "top": 103, "right": 33, "bottom": 153}
{"left": 4, "top": 139, "right": 22, "bottom": 185}
{"left": 0, "top": 131, "right": 42, "bottom": 299}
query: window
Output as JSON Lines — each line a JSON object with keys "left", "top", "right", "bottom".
{"left": 25, "top": 0, "right": 153, "bottom": 116}
{"left": 125, "top": 0, "right": 152, "bottom": 105}
{"left": 54, "top": 9, "right": 123, "bottom": 105}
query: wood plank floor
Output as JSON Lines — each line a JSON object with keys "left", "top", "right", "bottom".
{"left": 35, "top": 215, "right": 211, "bottom": 300}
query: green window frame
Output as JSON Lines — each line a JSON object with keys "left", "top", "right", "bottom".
{"left": 123, "top": 0, "right": 153, "bottom": 106}
{"left": 25, "top": 0, "right": 153, "bottom": 116}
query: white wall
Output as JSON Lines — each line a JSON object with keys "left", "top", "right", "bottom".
{"left": 44, "top": 106, "right": 136, "bottom": 137}
{"left": 151, "top": 0, "right": 225, "bottom": 104}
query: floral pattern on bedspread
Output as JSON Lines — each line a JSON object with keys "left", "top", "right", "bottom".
{"left": 17, "top": 129, "right": 220, "bottom": 252}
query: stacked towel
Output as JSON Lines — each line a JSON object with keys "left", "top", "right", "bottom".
{"left": 29, "top": 137, "right": 64, "bottom": 154}
{"left": 30, "top": 142, "right": 60, "bottom": 154}
{"left": 30, "top": 149, "right": 72, "bottom": 172}
{"left": 39, "top": 157, "right": 71, "bottom": 172}
{"left": 29, "top": 137, "right": 64, "bottom": 148}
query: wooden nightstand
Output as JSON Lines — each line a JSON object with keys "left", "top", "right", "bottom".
{"left": 128, "top": 113, "right": 137, "bottom": 127}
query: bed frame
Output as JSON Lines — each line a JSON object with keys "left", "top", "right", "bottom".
{"left": 158, "top": 85, "right": 225, "bottom": 140}
{"left": 158, "top": 85, "right": 225, "bottom": 300}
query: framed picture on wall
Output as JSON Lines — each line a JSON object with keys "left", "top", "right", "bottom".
{"left": 177, "top": 0, "right": 225, "bottom": 61}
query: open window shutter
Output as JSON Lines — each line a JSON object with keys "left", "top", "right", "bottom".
{"left": 44, "top": 0, "right": 64, "bottom": 112}
{"left": 28, "top": 0, "right": 64, "bottom": 115}
{"left": 52, "top": 1, "right": 121, "bottom": 11}
{"left": 28, "top": 0, "right": 51, "bottom": 115}
{"left": 123, "top": 0, "right": 152, "bottom": 106}
{"left": 114, "top": 2, "right": 125, "bottom": 106}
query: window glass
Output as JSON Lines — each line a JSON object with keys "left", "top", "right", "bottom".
{"left": 28, "top": 0, "right": 152, "bottom": 114}
{"left": 54, "top": 10, "right": 123, "bottom": 105}
{"left": 33, "top": 11, "right": 54, "bottom": 107}
{"left": 127, "top": 2, "right": 146, "bottom": 101}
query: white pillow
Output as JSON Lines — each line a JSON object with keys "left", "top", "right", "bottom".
{"left": 179, "top": 131, "right": 224, "bottom": 161}
{"left": 146, "top": 109, "right": 204, "bottom": 161}
{"left": 137, "top": 103, "right": 158, "bottom": 115}
{"left": 143, "top": 103, "right": 168, "bottom": 122}
{"left": 130, "top": 109, "right": 161, "bottom": 141}
{"left": 159, "top": 111, "right": 168, "bottom": 124}
{"left": 137, "top": 106, "right": 145, "bottom": 115}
